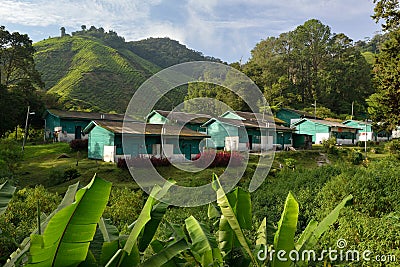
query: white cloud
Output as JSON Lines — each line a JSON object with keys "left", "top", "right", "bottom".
{"left": 0, "top": 0, "right": 380, "bottom": 62}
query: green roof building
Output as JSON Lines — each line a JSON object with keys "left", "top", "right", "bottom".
{"left": 83, "top": 120, "right": 208, "bottom": 162}
{"left": 43, "top": 109, "right": 128, "bottom": 142}
{"left": 292, "top": 118, "right": 360, "bottom": 145}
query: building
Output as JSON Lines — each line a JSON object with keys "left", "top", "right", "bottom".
{"left": 220, "top": 111, "right": 293, "bottom": 150}
{"left": 201, "top": 111, "right": 293, "bottom": 151}
{"left": 146, "top": 110, "right": 212, "bottom": 133}
{"left": 43, "top": 109, "right": 129, "bottom": 142}
{"left": 276, "top": 108, "right": 318, "bottom": 127}
{"left": 292, "top": 118, "right": 360, "bottom": 145}
{"left": 83, "top": 120, "right": 208, "bottom": 162}
{"left": 343, "top": 120, "right": 391, "bottom": 142}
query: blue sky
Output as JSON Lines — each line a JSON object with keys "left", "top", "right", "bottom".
{"left": 0, "top": 0, "right": 381, "bottom": 63}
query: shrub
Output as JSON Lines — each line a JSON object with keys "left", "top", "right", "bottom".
{"left": 385, "top": 139, "right": 400, "bottom": 155}
{"left": 284, "top": 158, "right": 297, "bottom": 170}
{"left": 0, "top": 187, "right": 61, "bottom": 263}
{"left": 347, "top": 149, "right": 364, "bottom": 165}
{"left": 63, "top": 167, "right": 81, "bottom": 181}
{"left": 322, "top": 137, "right": 338, "bottom": 154}
{"left": 69, "top": 139, "right": 88, "bottom": 151}
{"left": 192, "top": 150, "right": 243, "bottom": 168}
{"left": 103, "top": 187, "right": 143, "bottom": 231}
{"left": 117, "top": 156, "right": 171, "bottom": 169}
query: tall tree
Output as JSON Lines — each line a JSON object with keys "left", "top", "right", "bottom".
{"left": 0, "top": 26, "right": 44, "bottom": 136}
{"left": 367, "top": 0, "right": 400, "bottom": 130}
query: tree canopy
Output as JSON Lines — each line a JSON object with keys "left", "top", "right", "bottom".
{"left": 0, "top": 26, "right": 44, "bottom": 136}
{"left": 367, "top": 1, "right": 400, "bottom": 130}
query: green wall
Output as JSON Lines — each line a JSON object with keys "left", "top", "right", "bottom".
{"left": 294, "top": 120, "right": 329, "bottom": 143}
{"left": 148, "top": 113, "right": 167, "bottom": 124}
{"left": 205, "top": 121, "right": 238, "bottom": 148}
{"left": 276, "top": 109, "right": 302, "bottom": 126}
{"left": 88, "top": 126, "right": 115, "bottom": 159}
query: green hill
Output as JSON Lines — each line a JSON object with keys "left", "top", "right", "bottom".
{"left": 128, "top": 37, "right": 223, "bottom": 68}
{"left": 34, "top": 29, "right": 220, "bottom": 113}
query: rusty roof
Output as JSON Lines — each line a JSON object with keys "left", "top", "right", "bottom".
{"left": 45, "top": 109, "right": 135, "bottom": 121}
{"left": 154, "top": 110, "right": 212, "bottom": 124}
{"left": 87, "top": 120, "right": 208, "bottom": 138}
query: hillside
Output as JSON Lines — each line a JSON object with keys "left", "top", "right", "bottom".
{"left": 34, "top": 29, "right": 220, "bottom": 113}
{"left": 128, "top": 37, "right": 223, "bottom": 68}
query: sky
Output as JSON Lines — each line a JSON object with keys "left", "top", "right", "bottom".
{"left": 0, "top": 0, "right": 382, "bottom": 63}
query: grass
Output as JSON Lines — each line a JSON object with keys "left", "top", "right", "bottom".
{"left": 14, "top": 142, "right": 391, "bottom": 195}
{"left": 15, "top": 142, "right": 135, "bottom": 193}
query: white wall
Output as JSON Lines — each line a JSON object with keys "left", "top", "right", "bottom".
{"left": 315, "top": 133, "right": 330, "bottom": 144}
{"left": 103, "top": 145, "right": 116, "bottom": 162}
{"left": 225, "top": 136, "right": 239, "bottom": 151}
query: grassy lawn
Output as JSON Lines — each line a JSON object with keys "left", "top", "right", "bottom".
{"left": 15, "top": 142, "right": 135, "bottom": 193}
{"left": 14, "top": 142, "right": 391, "bottom": 194}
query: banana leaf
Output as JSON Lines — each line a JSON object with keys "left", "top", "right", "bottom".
{"left": 272, "top": 192, "right": 299, "bottom": 267}
{"left": 215, "top": 175, "right": 259, "bottom": 267}
{"left": 185, "top": 215, "right": 223, "bottom": 266}
{"left": 28, "top": 176, "right": 112, "bottom": 267}
{"left": 0, "top": 181, "right": 16, "bottom": 215}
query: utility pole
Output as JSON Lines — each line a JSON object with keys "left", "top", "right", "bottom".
{"left": 351, "top": 101, "right": 354, "bottom": 120}
{"left": 22, "top": 106, "right": 35, "bottom": 152}
{"left": 311, "top": 100, "right": 316, "bottom": 119}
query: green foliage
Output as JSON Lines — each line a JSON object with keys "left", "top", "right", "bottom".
{"left": 0, "top": 26, "right": 44, "bottom": 137}
{"left": 28, "top": 176, "right": 111, "bottom": 266}
{"left": 385, "top": 139, "right": 400, "bottom": 155}
{"left": 128, "top": 37, "right": 221, "bottom": 68}
{"left": 0, "top": 140, "right": 22, "bottom": 178}
{"left": 0, "top": 186, "right": 61, "bottom": 263}
{"left": 367, "top": 29, "right": 400, "bottom": 130}
{"left": 322, "top": 137, "right": 338, "bottom": 154}
{"left": 62, "top": 167, "right": 81, "bottom": 181}
{"left": 347, "top": 149, "right": 364, "bottom": 165}
{"left": 315, "top": 158, "right": 400, "bottom": 265}
{"left": 103, "top": 187, "right": 143, "bottom": 231}
{"left": 284, "top": 158, "right": 296, "bottom": 170}
{"left": 245, "top": 19, "right": 373, "bottom": 116}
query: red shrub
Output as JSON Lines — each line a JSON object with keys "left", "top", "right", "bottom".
{"left": 69, "top": 139, "right": 88, "bottom": 151}
{"left": 193, "top": 150, "right": 243, "bottom": 168}
{"left": 117, "top": 156, "right": 171, "bottom": 169}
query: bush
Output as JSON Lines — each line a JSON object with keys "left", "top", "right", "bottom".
{"left": 117, "top": 156, "right": 172, "bottom": 169}
{"left": 284, "top": 158, "right": 297, "bottom": 169}
{"left": 63, "top": 167, "right": 81, "bottom": 181}
{"left": 322, "top": 137, "right": 338, "bottom": 154}
{"left": 192, "top": 150, "right": 243, "bottom": 168}
{"left": 385, "top": 139, "right": 400, "bottom": 155}
{"left": 0, "top": 187, "right": 61, "bottom": 263}
{"left": 103, "top": 187, "right": 143, "bottom": 231}
{"left": 69, "top": 139, "right": 88, "bottom": 151}
{"left": 347, "top": 149, "right": 364, "bottom": 165}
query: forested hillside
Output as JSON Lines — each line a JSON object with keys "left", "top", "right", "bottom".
{"left": 34, "top": 27, "right": 219, "bottom": 113}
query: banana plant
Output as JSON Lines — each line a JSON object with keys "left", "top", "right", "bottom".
{"left": 28, "top": 176, "right": 112, "bottom": 266}
{"left": 0, "top": 181, "right": 16, "bottom": 215}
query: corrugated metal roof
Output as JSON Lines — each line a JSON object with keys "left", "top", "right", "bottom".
{"left": 222, "top": 110, "right": 285, "bottom": 125}
{"left": 46, "top": 109, "right": 134, "bottom": 121}
{"left": 154, "top": 110, "right": 212, "bottom": 124}
{"left": 295, "top": 118, "right": 361, "bottom": 129}
{"left": 89, "top": 120, "right": 208, "bottom": 137}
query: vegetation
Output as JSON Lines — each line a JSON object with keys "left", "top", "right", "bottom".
{"left": 0, "top": 26, "right": 44, "bottom": 137}
{"left": 0, "top": 174, "right": 352, "bottom": 266}
{"left": 367, "top": 0, "right": 400, "bottom": 131}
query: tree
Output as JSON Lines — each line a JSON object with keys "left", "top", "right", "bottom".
{"left": 244, "top": 19, "right": 373, "bottom": 116}
{"left": 0, "top": 26, "right": 44, "bottom": 136}
{"left": 367, "top": 0, "right": 400, "bottom": 129}
{"left": 373, "top": 0, "right": 400, "bottom": 31}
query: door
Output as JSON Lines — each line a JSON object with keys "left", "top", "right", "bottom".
{"left": 75, "top": 126, "right": 82, "bottom": 139}
{"left": 248, "top": 135, "right": 253, "bottom": 150}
